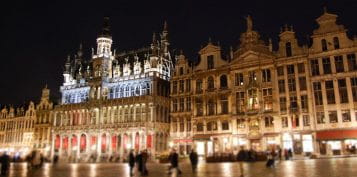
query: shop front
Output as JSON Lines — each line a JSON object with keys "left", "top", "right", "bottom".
{"left": 317, "top": 129, "right": 357, "bottom": 155}
{"left": 281, "top": 133, "right": 314, "bottom": 156}
{"left": 173, "top": 139, "right": 193, "bottom": 155}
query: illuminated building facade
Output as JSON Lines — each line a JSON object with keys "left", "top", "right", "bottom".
{"left": 0, "top": 103, "right": 36, "bottom": 157}
{"left": 170, "top": 9, "right": 357, "bottom": 156}
{"left": 33, "top": 86, "right": 53, "bottom": 157}
{"left": 51, "top": 18, "right": 172, "bottom": 162}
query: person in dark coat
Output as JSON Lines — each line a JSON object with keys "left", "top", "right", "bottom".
{"left": 135, "top": 151, "right": 143, "bottom": 175}
{"left": 141, "top": 150, "right": 148, "bottom": 176}
{"left": 189, "top": 150, "right": 198, "bottom": 173}
{"left": 288, "top": 149, "right": 293, "bottom": 160}
{"left": 128, "top": 150, "right": 135, "bottom": 176}
{"left": 1, "top": 152, "right": 10, "bottom": 175}
{"left": 236, "top": 147, "right": 247, "bottom": 177}
{"left": 169, "top": 149, "right": 181, "bottom": 175}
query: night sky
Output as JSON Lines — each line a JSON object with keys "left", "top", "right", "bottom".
{"left": 1, "top": 0, "right": 356, "bottom": 106}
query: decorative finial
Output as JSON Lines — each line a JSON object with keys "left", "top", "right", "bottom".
{"left": 323, "top": 6, "right": 327, "bottom": 13}
{"left": 208, "top": 37, "right": 212, "bottom": 44}
{"left": 180, "top": 49, "right": 183, "bottom": 55}
{"left": 45, "top": 84, "right": 48, "bottom": 89}
{"left": 290, "top": 25, "right": 293, "bottom": 32}
{"left": 284, "top": 24, "right": 289, "bottom": 32}
{"left": 163, "top": 20, "right": 168, "bottom": 32}
{"left": 67, "top": 55, "right": 70, "bottom": 62}
{"left": 246, "top": 15, "right": 253, "bottom": 31}
{"left": 152, "top": 32, "right": 157, "bottom": 43}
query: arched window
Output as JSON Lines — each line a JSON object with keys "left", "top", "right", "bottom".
{"left": 285, "top": 42, "right": 292, "bottom": 57}
{"left": 207, "top": 76, "right": 215, "bottom": 90}
{"left": 333, "top": 37, "right": 340, "bottom": 49}
{"left": 321, "top": 39, "right": 327, "bottom": 51}
{"left": 220, "top": 75, "right": 228, "bottom": 88}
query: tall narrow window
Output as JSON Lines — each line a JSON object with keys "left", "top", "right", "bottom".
{"left": 316, "top": 112, "right": 325, "bottom": 124}
{"left": 288, "top": 78, "right": 296, "bottom": 92}
{"left": 301, "top": 95, "right": 308, "bottom": 112}
{"left": 196, "top": 79, "right": 203, "bottom": 93}
{"left": 282, "top": 117, "right": 288, "bottom": 128}
{"left": 179, "top": 98, "right": 185, "bottom": 112}
{"left": 220, "top": 95, "right": 229, "bottom": 114}
{"left": 334, "top": 56, "right": 344, "bottom": 73}
{"left": 328, "top": 111, "right": 338, "bottom": 123}
{"left": 280, "top": 97, "right": 287, "bottom": 113}
{"left": 207, "top": 55, "right": 214, "bottom": 70}
{"left": 263, "top": 88, "right": 273, "bottom": 111}
{"left": 208, "top": 99, "right": 216, "bottom": 116}
{"left": 321, "top": 39, "right": 327, "bottom": 51}
{"left": 325, "top": 80, "right": 335, "bottom": 104}
{"left": 179, "top": 80, "right": 184, "bottom": 93}
{"left": 264, "top": 116, "right": 274, "bottom": 127}
{"left": 322, "top": 57, "right": 332, "bottom": 74}
{"left": 172, "top": 81, "right": 177, "bottom": 94}
{"left": 172, "top": 99, "right": 178, "bottom": 112}
{"left": 278, "top": 80, "right": 285, "bottom": 93}
{"left": 179, "top": 67, "right": 184, "bottom": 75}
{"left": 196, "top": 98, "right": 203, "bottom": 116}
{"left": 299, "top": 77, "right": 307, "bottom": 91}
{"left": 313, "top": 82, "right": 323, "bottom": 105}
{"left": 220, "top": 75, "right": 228, "bottom": 88}
{"left": 262, "top": 69, "right": 271, "bottom": 82}
{"left": 207, "top": 76, "right": 215, "bottom": 90}
{"left": 290, "top": 96, "right": 298, "bottom": 112}
{"left": 347, "top": 53, "right": 357, "bottom": 71}
{"left": 351, "top": 77, "right": 357, "bottom": 102}
{"left": 236, "top": 92, "right": 245, "bottom": 114}
{"left": 338, "top": 79, "right": 348, "bottom": 103}
{"left": 236, "top": 73, "right": 244, "bottom": 86}
{"left": 285, "top": 42, "right": 292, "bottom": 57}
{"left": 310, "top": 59, "right": 320, "bottom": 76}
{"left": 303, "top": 115, "right": 310, "bottom": 126}
{"left": 333, "top": 37, "right": 340, "bottom": 49}
{"left": 186, "top": 97, "right": 191, "bottom": 111}
{"left": 186, "top": 79, "right": 191, "bottom": 92}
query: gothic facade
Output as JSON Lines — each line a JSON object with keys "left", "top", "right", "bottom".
{"left": 170, "top": 10, "right": 357, "bottom": 157}
{"left": 51, "top": 18, "right": 172, "bottom": 162}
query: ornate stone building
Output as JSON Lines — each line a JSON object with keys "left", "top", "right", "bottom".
{"left": 33, "top": 86, "right": 53, "bottom": 157}
{"left": 170, "top": 9, "right": 357, "bottom": 156}
{"left": 51, "top": 18, "right": 172, "bottom": 162}
{"left": 0, "top": 103, "right": 36, "bottom": 157}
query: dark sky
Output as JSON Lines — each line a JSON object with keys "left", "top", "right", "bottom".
{"left": 1, "top": 0, "right": 356, "bottom": 106}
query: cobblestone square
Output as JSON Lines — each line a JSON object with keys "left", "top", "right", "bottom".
{"left": 6, "top": 158, "right": 357, "bottom": 177}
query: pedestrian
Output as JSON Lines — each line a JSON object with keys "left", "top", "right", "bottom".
{"left": 278, "top": 147, "right": 282, "bottom": 161}
{"left": 0, "top": 151, "right": 10, "bottom": 176}
{"left": 288, "top": 149, "right": 293, "bottom": 160}
{"left": 236, "top": 146, "right": 247, "bottom": 177}
{"left": 284, "top": 149, "right": 289, "bottom": 160}
{"left": 128, "top": 150, "right": 135, "bottom": 176}
{"left": 189, "top": 149, "right": 198, "bottom": 173}
{"left": 141, "top": 149, "right": 149, "bottom": 176}
{"left": 265, "top": 149, "right": 275, "bottom": 168}
{"left": 169, "top": 149, "right": 181, "bottom": 176}
{"left": 135, "top": 151, "right": 143, "bottom": 176}
{"left": 53, "top": 154, "right": 59, "bottom": 164}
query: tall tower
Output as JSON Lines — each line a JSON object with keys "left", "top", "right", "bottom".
{"left": 92, "top": 17, "right": 114, "bottom": 78}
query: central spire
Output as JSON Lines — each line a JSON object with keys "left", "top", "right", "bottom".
{"left": 100, "top": 17, "right": 111, "bottom": 37}
{"left": 246, "top": 15, "right": 253, "bottom": 32}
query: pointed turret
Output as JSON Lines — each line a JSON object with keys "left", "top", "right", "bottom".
{"left": 96, "top": 17, "right": 113, "bottom": 57}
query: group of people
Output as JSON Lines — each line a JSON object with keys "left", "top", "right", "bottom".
{"left": 128, "top": 149, "right": 149, "bottom": 176}
{"left": 128, "top": 148, "right": 199, "bottom": 176}
{"left": 0, "top": 152, "right": 10, "bottom": 176}
{"left": 25, "top": 150, "right": 45, "bottom": 169}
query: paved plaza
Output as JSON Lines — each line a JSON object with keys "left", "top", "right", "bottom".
{"left": 6, "top": 157, "right": 357, "bottom": 177}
